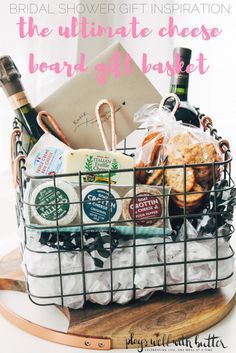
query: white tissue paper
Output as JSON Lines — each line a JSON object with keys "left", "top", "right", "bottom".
{"left": 22, "top": 228, "right": 234, "bottom": 309}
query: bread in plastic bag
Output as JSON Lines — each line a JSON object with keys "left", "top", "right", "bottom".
{"left": 134, "top": 95, "right": 224, "bottom": 212}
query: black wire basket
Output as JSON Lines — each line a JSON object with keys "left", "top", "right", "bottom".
{"left": 11, "top": 113, "right": 235, "bottom": 309}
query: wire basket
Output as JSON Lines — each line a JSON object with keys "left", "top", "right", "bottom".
{"left": 11, "top": 113, "right": 235, "bottom": 308}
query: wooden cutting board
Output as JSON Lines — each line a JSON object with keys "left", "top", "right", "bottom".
{"left": 0, "top": 248, "right": 235, "bottom": 350}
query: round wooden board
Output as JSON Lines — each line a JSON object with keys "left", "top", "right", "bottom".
{"left": 0, "top": 248, "right": 235, "bottom": 350}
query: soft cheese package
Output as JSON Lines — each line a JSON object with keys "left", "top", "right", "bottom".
{"left": 25, "top": 133, "right": 71, "bottom": 176}
{"left": 37, "top": 42, "right": 162, "bottom": 149}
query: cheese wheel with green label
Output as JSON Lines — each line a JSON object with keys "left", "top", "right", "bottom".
{"left": 30, "top": 181, "right": 79, "bottom": 226}
{"left": 82, "top": 185, "right": 122, "bottom": 224}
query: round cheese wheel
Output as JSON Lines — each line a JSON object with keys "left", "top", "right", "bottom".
{"left": 81, "top": 185, "right": 122, "bottom": 224}
{"left": 30, "top": 180, "right": 78, "bottom": 226}
{"left": 122, "top": 186, "right": 163, "bottom": 227}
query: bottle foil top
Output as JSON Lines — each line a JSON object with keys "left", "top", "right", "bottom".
{"left": 0, "top": 56, "right": 21, "bottom": 85}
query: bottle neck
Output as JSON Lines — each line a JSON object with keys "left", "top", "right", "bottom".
{"left": 170, "top": 73, "right": 189, "bottom": 102}
{"left": 2, "top": 78, "right": 32, "bottom": 112}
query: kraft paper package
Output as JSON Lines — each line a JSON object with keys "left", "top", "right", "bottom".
{"left": 37, "top": 42, "right": 162, "bottom": 149}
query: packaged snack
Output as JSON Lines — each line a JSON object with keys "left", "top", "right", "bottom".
{"left": 134, "top": 98, "right": 179, "bottom": 184}
{"left": 164, "top": 130, "right": 223, "bottom": 210}
{"left": 134, "top": 94, "right": 224, "bottom": 211}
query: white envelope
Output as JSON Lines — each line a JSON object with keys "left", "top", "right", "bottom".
{"left": 37, "top": 42, "right": 162, "bottom": 149}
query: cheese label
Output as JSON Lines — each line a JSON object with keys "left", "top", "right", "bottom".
{"left": 62, "top": 149, "right": 134, "bottom": 185}
{"left": 33, "top": 148, "right": 64, "bottom": 175}
{"left": 83, "top": 188, "right": 117, "bottom": 223}
{"left": 128, "top": 192, "right": 162, "bottom": 226}
{"left": 81, "top": 184, "right": 125, "bottom": 224}
{"left": 26, "top": 133, "right": 71, "bottom": 177}
{"left": 83, "top": 155, "right": 120, "bottom": 184}
{"left": 34, "top": 187, "right": 70, "bottom": 221}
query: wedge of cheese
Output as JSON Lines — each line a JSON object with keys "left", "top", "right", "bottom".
{"left": 62, "top": 149, "right": 134, "bottom": 185}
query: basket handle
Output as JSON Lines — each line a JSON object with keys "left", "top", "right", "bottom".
{"left": 199, "top": 114, "right": 231, "bottom": 156}
{"left": 201, "top": 116, "right": 213, "bottom": 131}
{"left": 95, "top": 99, "right": 117, "bottom": 152}
{"left": 159, "top": 93, "right": 180, "bottom": 115}
{"left": 37, "top": 111, "right": 71, "bottom": 147}
{"left": 12, "top": 154, "right": 26, "bottom": 189}
{"left": 10, "top": 128, "right": 22, "bottom": 169}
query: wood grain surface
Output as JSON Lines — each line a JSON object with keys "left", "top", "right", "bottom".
{"left": 0, "top": 248, "right": 235, "bottom": 349}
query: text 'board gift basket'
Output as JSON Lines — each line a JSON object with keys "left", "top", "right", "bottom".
{"left": 11, "top": 93, "right": 235, "bottom": 310}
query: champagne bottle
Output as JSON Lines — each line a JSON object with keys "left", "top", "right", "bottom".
{"left": 167, "top": 47, "right": 200, "bottom": 128}
{"left": 0, "top": 55, "right": 44, "bottom": 154}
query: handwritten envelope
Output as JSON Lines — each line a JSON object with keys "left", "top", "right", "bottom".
{"left": 37, "top": 42, "right": 162, "bottom": 149}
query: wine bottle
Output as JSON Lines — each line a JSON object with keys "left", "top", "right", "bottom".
{"left": 167, "top": 47, "right": 200, "bottom": 128}
{"left": 0, "top": 55, "right": 44, "bottom": 154}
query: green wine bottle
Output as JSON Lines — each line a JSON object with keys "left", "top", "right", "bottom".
{"left": 0, "top": 55, "right": 44, "bottom": 154}
{"left": 168, "top": 47, "right": 200, "bottom": 128}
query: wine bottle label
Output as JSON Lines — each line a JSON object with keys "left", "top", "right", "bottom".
{"left": 172, "top": 73, "right": 189, "bottom": 87}
{"left": 9, "top": 91, "right": 29, "bottom": 110}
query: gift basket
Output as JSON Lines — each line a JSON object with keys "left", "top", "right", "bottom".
{"left": 10, "top": 92, "right": 235, "bottom": 310}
